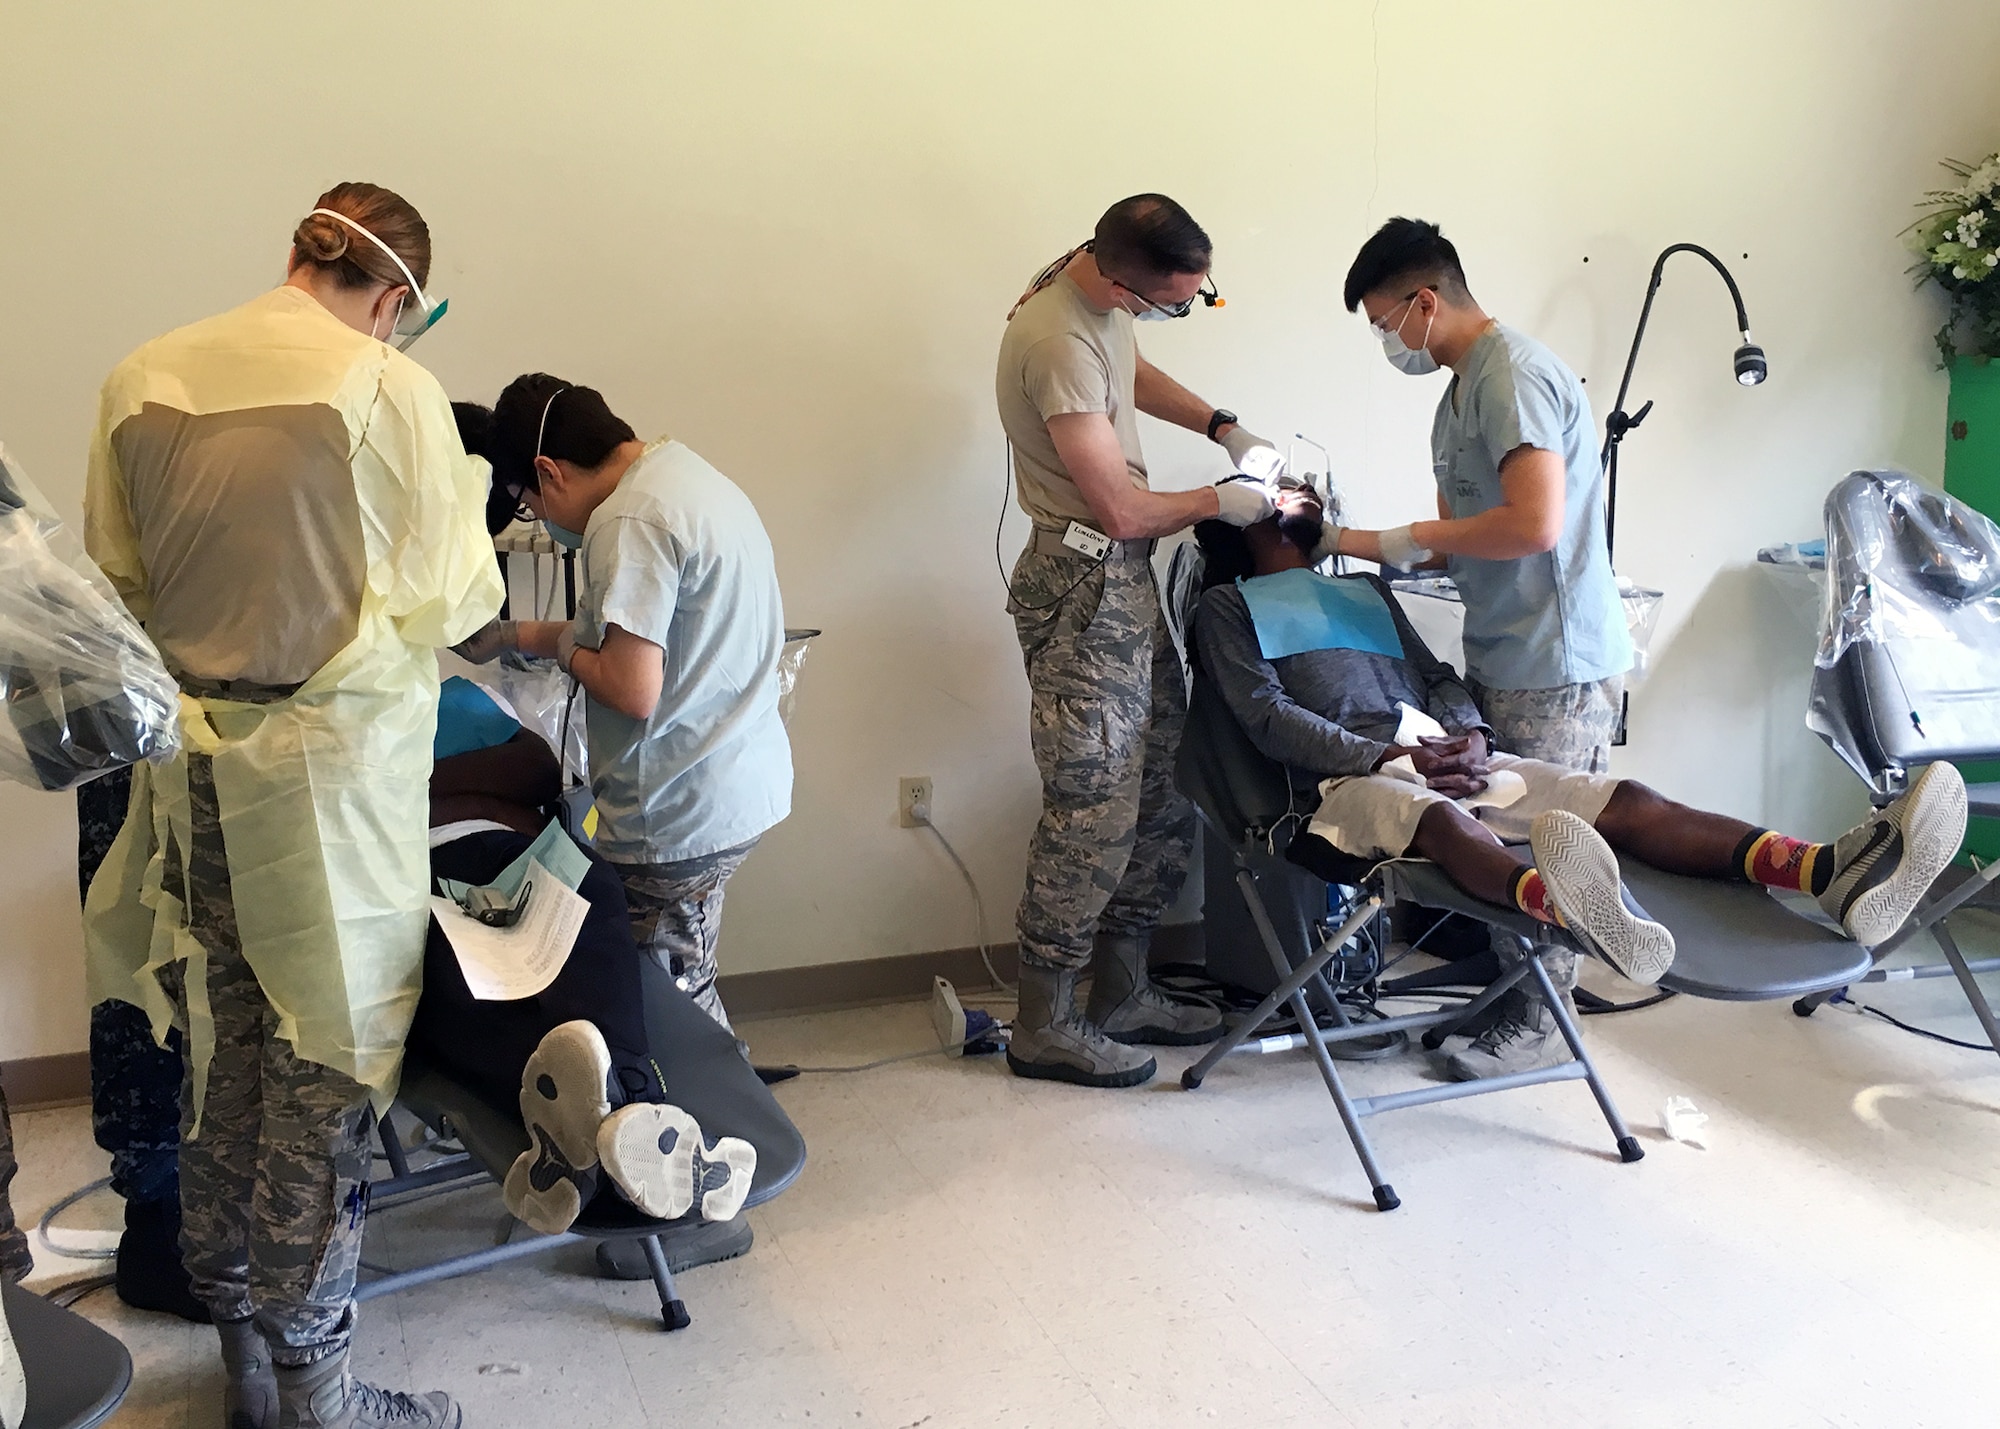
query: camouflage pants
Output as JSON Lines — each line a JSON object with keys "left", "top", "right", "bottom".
{"left": 616, "top": 839, "right": 759, "bottom": 1032}
{"left": 0, "top": 1080, "right": 28, "bottom": 1283}
{"left": 1010, "top": 538, "right": 1194, "bottom": 973}
{"left": 1469, "top": 676, "right": 1625, "bottom": 775}
{"left": 80, "top": 766, "right": 185, "bottom": 1206}
{"left": 155, "top": 754, "right": 375, "bottom": 1365}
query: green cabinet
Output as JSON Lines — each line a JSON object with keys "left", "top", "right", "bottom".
{"left": 1945, "top": 355, "right": 2000, "bottom": 515}
{"left": 1944, "top": 358, "right": 2000, "bottom": 861}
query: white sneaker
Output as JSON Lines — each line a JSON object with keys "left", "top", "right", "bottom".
{"left": 597, "top": 1104, "right": 757, "bottom": 1223}
{"left": 2, "top": 1281, "right": 26, "bottom": 1429}
{"left": 503, "top": 1022, "right": 613, "bottom": 1234}
{"left": 1530, "top": 810, "right": 1676, "bottom": 985}
{"left": 1819, "top": 761, "right": 1967, "bottom": 946}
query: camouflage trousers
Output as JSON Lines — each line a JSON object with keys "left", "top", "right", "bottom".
{"left": 155, "top": 753, "right": 375, "bottom": 1365}
{"left": 81, "top": 766, "right": 185, "bottom": 1207}
{"left": 1468, "top": 676, "right": 1626, "bottom": 775}
{"left": 615, "top": 839, "right": 759, "bottom": 1032}
{"left": 0, "top": 1080, "right": 28, "bottom": 1283}
{"left": 1009, "top": 537, "right": 1194, "bottom": 973}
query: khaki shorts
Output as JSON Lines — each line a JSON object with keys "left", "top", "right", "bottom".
{"left": 1306, "top": 754, "right": 1620, "bottom": 862}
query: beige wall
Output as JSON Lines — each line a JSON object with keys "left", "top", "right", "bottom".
{"left": 4, "top": 1, "right": 1999, "bottom": 1059}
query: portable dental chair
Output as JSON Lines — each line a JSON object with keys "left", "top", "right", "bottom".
{"left": 360, "top": 958, "right": 807, "bottom": 1331}
{"left": 1792, "top": 470, "right": 2000, "bottom": 1054}
{"left": 1165, "top": 543, "right": 1875, "bottom": 1210}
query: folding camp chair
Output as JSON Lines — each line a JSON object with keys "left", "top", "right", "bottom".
{"left": 1793, "top": 470, "right": 2000, "bottom": 1055}
{"left": 2, "top": 1277, "right": 131, "bottom": 1429}
{"left": 1174, "top": 655, "right": 1645, "bottom": 1211}
{"left": 363, "top": 956, "right": 807, "bottom": 1330}
{"left": 1165, "top": 547, "right": 1876, "bottom": 1209}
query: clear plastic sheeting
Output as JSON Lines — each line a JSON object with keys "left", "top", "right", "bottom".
{"left": 1809, "top": 470, "right": 2000, "bottom": 792}
{"left": 1387, "top": 574, "right": 1668, "bottom": 680}
{"left": 778, "top": 628, "right": 820, "bottom": 728}
{"left": 0, "top": 446, "right": 180, "bottom": 791}
{"left": 493, "top": 658, "right": 589, "bottom": 789}
{"left": 1618, "top": 578, "right": 1665, "bottom": 679}
{"left": 1815, "top": 470, "right": 2000, "bottom": 672}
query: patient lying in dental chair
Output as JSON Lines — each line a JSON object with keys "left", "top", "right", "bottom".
{"left": 409, "top": 675, "right": 755, "bottom": 1236}
{"left": 1191, "top": 488, "right": 1967, "bottom": 993}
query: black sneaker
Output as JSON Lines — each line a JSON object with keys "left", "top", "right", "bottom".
{"left": 115, "top": 1197, "right": 211, "bottom": 1323}
{"left": 1818, "top": 761, "right": 1967, "bottom": 945}
{"left": 595, "top": 1218, "right": 755, "bottom": 1281}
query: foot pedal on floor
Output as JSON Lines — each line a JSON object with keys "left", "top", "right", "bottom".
{"left": 931, "top": 977, "right": 1004, "bottom": 1057}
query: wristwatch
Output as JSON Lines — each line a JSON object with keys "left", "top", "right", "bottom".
{"left": 1206, "top": 408, "right": 1237, "bottom": 442}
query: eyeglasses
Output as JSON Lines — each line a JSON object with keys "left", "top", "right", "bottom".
{"left": 1114, "top": 274, "right": 1224, "bottom": 319}
{"left": 1368, "top": 287, "right": 1433, "bottom": 339}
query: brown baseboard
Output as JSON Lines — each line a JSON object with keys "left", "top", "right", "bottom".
{"left": 0, "top": 1052, "right": 90, "bottom": 1111}
{"left": 0, "top": 927, "right": 1210, "bottom": 1100}
{"left": 719, "top": 921, "right": 1204, "bottom": 1021}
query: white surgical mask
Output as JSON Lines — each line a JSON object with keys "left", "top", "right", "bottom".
{"left": 369, "top": 294, "right": 406, "bottom": 345}
{"left": 1374, "top": 294, "right": 1438, "bottom": 376}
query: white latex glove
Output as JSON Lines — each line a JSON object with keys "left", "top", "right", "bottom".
{"left": 452, "top": 618, "right": 517, "bottom": 665}
{"left": 554, "top": 622, "right": 584, "bottom": 674}
{"left": 1213, "top": 480, "right": 1277, "bottom": 527}
{"left": 1378, "top": 524, "right": 1434, "bottom": 569}
{"left": 1218, "top": 425, "right": 1285, "bottom": 484}
{"left": 1310, "top": 520, "right": 1348, "bottom": 564}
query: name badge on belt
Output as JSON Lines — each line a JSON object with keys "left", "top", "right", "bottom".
{"left": 1062, "top": 521, "right": 1112, "bottom": 559}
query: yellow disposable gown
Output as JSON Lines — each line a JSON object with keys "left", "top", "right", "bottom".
{"left": 82, "top": 285, "right": 504, "bottom": 1116}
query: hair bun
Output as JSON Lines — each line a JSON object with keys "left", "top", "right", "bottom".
{"left": 294, "top": 213, "right": 350, "bottom": 264}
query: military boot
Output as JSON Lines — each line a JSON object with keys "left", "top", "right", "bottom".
{"left": 1085, "top": 934, "right": 1224, "bottom": 1046}
{"left": 275, "top": 1351, "right": 460, "bottom": 1429}
{"left": 1006, "top": 964, "right": 1156, "bottom": 1088}
{"left": 1441, "top": 945, "right": 1579, "bottom": 1082}
{"left": 217, "top": 1317, "right": 277, "bottom": 1429}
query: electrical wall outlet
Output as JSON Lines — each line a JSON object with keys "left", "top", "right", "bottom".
{"left": 898, "top": 776, "right": 933, "bottom": 828}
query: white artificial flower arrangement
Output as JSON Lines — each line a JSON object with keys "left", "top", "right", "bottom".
{"left": 1909, "top": 151, "right": 2000, "bottom": 363}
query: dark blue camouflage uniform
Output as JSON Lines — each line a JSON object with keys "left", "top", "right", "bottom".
{"left": 80, "top": 765, "right": 185, "bottom": 1205}
{"left": 0, "top": 1080, "right": 27, "bottom": 1281}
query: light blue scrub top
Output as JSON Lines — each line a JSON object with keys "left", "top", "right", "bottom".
{"left": 574, "top": 439, "right": 793, "bottom": 863}
{"left": 1430, "top": 323, "right": 1632, "bottom": 691}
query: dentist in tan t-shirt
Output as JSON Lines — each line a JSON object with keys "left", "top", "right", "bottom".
{"left": 994, "top": 192, "right": 1283, "bottom": 1089}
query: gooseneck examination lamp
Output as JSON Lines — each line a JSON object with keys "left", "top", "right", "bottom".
{"left": 1600, "top": 243, "right": 1767, "bottom": 564}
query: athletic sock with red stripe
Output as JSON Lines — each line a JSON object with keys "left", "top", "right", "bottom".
{"left": 1732, "top": 828, "right": 1833, "bottom": 895}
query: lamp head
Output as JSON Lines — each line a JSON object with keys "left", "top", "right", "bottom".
{"left": 1734, "top": 336, "right": 1768, "bottom": 386}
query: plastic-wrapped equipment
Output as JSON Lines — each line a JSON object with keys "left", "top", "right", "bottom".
{"left": 1809, "top": 470, "right": 2000, "bottom": 792}
{"left": 778, "top": 627, "right": 819, "bottom": 728}
{"left": 0, "top": 446, "right": 181, "bottom": 791}
{"left": 1387, "top": 575, "right": 1668, "bottom": 679}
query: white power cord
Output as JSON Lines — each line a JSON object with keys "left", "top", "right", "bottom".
{"left": 919, "top": 818, "right": 1011, "bottom": 991}
{"left": 777, "top": 1024, "right": 1009, "bottom": 1076}
{"left": 36, "top": 1176, "right": 118, "bottom": 1261}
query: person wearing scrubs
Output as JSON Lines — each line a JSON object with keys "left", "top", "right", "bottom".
{"left": 83, "top": 183, "right": 502, "bottom": 1429}
{"left": 452, "top": 376, "right": 792, "bottom": 1034}
{"left": 1328, "top": 217, "right": 1632, "bottom": 1078}
{"left": 1335, "top": 218, "right": 1633, "bottom": 773}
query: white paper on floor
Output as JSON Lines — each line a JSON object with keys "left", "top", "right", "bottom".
{"left": 1660, "top": 1095, "right": 1710, "bottom": 1148}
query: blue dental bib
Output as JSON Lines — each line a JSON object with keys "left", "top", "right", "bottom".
{"left": 1238, "top": 568, "right": 1403, "bottom": 661}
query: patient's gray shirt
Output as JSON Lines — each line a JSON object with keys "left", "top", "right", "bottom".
{"left": 1196, "top": 573, "right": 1488, "bottom": 783}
